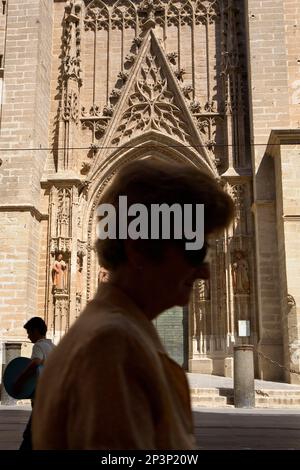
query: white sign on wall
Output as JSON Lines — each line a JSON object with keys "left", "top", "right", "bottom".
{"left": 238, "top": 320, "right": 250, "bottom": 337}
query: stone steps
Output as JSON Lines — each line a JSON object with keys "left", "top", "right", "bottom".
{"left": 190, "top": 387, "right": 300, "bottom": 408}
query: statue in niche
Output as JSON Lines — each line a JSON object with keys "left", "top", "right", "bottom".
{"left": 231, "top": 250, "right": 250, "bottom": 294}
{"left": 98, "top": 266, "right": 110, "bottom": 284}
{"left": 76, "top": 255, "right": 83, "bottom": 294}
{"left": 52, "top": 253, "right": 67, "bottom": 291}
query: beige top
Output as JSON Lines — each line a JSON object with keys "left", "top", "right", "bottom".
{"left": 32, "top": 284, "right": 196, "bottom": 450}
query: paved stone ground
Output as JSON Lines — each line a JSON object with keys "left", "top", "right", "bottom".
{"left": 0, "top": 406, "right": 30, "bottom": 450}
{"left": 1, "top": 405, "right": 300, "bottom": 450}
{"left": 187, "top": 373, "right": 300, "bottom": 390}
{"left": 194, "top": 408, "right": 300, "bottom": 450}
{"left": 1, "top": 374, "right": 300, "bottom": 450}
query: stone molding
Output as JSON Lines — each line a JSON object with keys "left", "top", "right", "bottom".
{"left": 0, "top": 204, "right": 48, "bottom": 221}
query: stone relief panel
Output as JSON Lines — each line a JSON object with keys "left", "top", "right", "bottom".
{"left": 56, "top": 188, "right": 72, "bottom": 238}
{"left": 52, "top": 0, "right": 249, "bottom": 175}
{"left": 111, "top": 49, "right": 192, "bottom": 145}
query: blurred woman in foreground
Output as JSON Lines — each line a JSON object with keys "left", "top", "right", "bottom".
{"left": 32, "top": 159, "right": 234, "bottom": 449}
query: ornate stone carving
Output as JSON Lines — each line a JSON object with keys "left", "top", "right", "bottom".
{"left": 110, "top": 88, "right": 122, "bottom": 100}
{"left": 166, "top": 52, "right": 178, "bottom": 65}
{"left": 190, "top": 100, "right": 201, "bottom": 113}
{"left": 77, "top": 240, "right": 87, "bottom": 257}
{"left": 103, "top": 104, "right": 114, "bottom": 116}
{"left": 228, "top": 184, "right": 246, "bottom": 230}
{"left": 84, "top": 0, "right": 109, "bottom": 31}
{"left": 125, "top": 53, "right": 136, "bottom": 65}
{"left": 174, "top": 68, "right": 186, "bottom": 81}
{"left": 139, "top": 0, "right": 165, "bottom": 12}
{"left": 75, "top": 293, "right": 82, "bottom": 320}
{"left": 62, "top": 56, "right": 82, "bottom": 85}
{"left": 81, "top": 117, "right": 109, "bottom": 141}
{"left": 76, "top": 254, "right": 83, "bottom": 295}
{"left": 287, "top": 294, "right": 296, "bottom": 308}
{"left": 62, "top": 1, "right": 82, "bottom": 86}
{"left": 182, "top": 85, "right": 194, "bottom": 98}
{"left": 220, "top": 0, "right": 247, "bottom": 168}
{"left": 118, "top": 71, "right": 129, "bottom": 82}
{"left": 167, "top": 0, "right": 193, "bottom": 27}
{"left": 132, "top": 36, "right": 143, "bottom": 48}
{"left": 198, "top": 279, "right": 211, "bottom": 301}
{"left": 56, "top": 188, "right": 72, "bottom": 238}
{"left": 89, "top": 143, "right": 100, "bottom": 157}
{"left": 53, "top": 292, "right": 69, "bottom": 338}
{"left": 60, "top": 91, "right": 79, "bottom": 122}
{"left": 111, "top": 50, "right": 192, "bottom": 145}
{"left": 195, "top": 0, "right": 220, "bottom": 25}
{"left": 82, "top": 104, "right": 101, "bottom": 117}
{"left": 50, "top": 238, "right": 72, "bottom": 255}
{"left": 196, "top": 116, "right": 218, "bottom": 151}
{"left": 111, "top": 0, "right": 137, "bottom": 30}
{"left": 65, "top": 0, "right": 81, "bottom": 22}
{"left": 81, "top": 162, "right": 91, "bottom": 174}
{"left": 52, "top": 254, "right": 68, "bottom": 292}
{"left": 204, "top": 99, "right": 217, "bottom": 113}
{"left": 139, "top": 0, "right": 165, "bottom": 29}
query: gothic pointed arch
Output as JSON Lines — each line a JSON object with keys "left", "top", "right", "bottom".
{"left": 84, "top": 0, "right": 109, "bottom": 32}
{"left": 82, "top": 137, "right": 214, "bottom": 302}
{"left": 111, "top": 0, "right": 138, "bottom": 31}
{"left": 166, "top": 0, "right": 193, "bottom": 27}
{"left": 88, "top": 29, "right": 217, "bottom": 183}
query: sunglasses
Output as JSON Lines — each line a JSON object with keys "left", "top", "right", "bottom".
{"left": 178, "top": 240, "right": 210, "bottom": 267}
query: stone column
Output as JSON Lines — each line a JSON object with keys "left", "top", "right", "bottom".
{"left": 1, "top": 342, "right": 22, "bottom": 405}
{"left": 234, "top": 345, "right": 255, "bottom": 408}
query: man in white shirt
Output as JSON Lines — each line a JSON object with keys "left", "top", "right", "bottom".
{"left": 17, "top": 317, "right": 55, "bottom": 450}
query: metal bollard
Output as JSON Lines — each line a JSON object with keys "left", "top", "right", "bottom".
{"left": 1, "top": 342, "right": 22, "bottom": 405}
{"left": 234, "top": 345, "right": 255, "bottom": 408}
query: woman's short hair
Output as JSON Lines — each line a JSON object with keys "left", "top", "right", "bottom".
{"left": 96, "top": 158, "right": 234, "bottom": 270}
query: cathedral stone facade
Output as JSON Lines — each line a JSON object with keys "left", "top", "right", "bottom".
{"left": 0, "top": 0, "right": 299, "bottom": 382}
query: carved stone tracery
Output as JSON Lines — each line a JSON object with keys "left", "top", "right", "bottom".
{"left": 84, "top": 0, "right": 109, "bottom": 31}
{"left": 48, "top": 0, "right": 254, "bottom": 370}
{"left": 111, "top": 0, "right": 137, "bottom": 30}
{"left": 195, "top": 0, "right": 220, "bottom": 25}
{"left": 166, "top": 1, "right": 193, "bottom": 27}
{"left": 111, "top": 49, "right": 192, "bottom": 145}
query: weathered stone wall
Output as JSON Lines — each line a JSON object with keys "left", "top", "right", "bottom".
{"left": 246, "top": 0, "right": 300, "bottom": 380}
{"left": 0, "top": 0, "right": 53, "bottom": 363}
{"left": 283, "top": 0, "right": 300, "bottom": 128}
{"left": 272, "top": 137, "right": 300, "bottom": 383}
